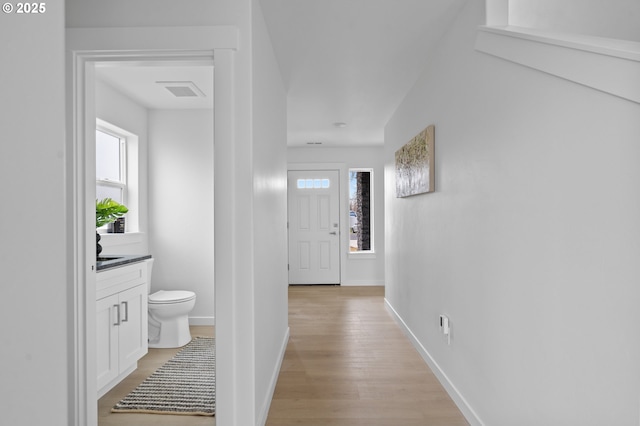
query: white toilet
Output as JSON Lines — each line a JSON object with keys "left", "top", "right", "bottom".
{"left": 145, "top": 259, "right": 197, "bottom": 348}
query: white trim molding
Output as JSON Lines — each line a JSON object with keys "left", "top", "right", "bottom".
{"left": 66, "top": 26, "right": 238, "bottom": 52}
{"left": 342, "top": 279, "right": 385, "bottom": 287}
{"left": 189, "top": 316, "right": 216, "bottom": 326}
{"left": 385, "top": 299, "right": 485, "bottom": 426}
{"left": 476, "top": 25, "right": 640, "bottom": 105}
{"left": 257, "top": 327, "right": 290, "bottom": 426}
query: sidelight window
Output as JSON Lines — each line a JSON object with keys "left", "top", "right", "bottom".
{"left": 349, "top": 169, "right": 373, "bottom": 253}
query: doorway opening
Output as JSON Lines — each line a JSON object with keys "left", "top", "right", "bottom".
{"left": 67, "top": 27, "right": 239, "bottom": 424}
{"left": 92, "top": 60, "right": 215, "bottom": 425}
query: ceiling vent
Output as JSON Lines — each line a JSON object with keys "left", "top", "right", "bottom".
{"left": 156, "top": 81, "right": 205, "bottom": 98}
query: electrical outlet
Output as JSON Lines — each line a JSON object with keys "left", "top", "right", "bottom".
{"left": 439, "top": 315, "right": 449, "bottom": 333}
{"left": 439, "top": 314, "right": 451, "bottom": 345}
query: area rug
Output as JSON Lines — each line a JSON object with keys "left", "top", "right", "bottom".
{"left": 112, "top": 337, "right": 215, "bottom": 416}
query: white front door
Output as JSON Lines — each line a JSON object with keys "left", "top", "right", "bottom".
{"left": 288, "top": 170, "right": 340, "bottom": 285}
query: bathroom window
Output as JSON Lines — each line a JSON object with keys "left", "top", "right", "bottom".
{"left": 96, "top": 127, "right": 127, "bottom": 204}
{"left": 349, "top": 168, "right": 374, "bottom": 253}
{"left": 96, "top": 118, "right": 139, "bottom": 233}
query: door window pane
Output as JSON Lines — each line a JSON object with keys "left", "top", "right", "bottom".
{"left": 297, "top": 178, "right": 331, "bottom": 189}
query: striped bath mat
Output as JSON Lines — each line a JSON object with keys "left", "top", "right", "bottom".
{"left": 112, "top": 337, "right": 215, "bottom": 416}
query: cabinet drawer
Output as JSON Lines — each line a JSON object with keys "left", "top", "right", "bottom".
{"left": 97, "top": 262, "right": 148, "bottom": 300}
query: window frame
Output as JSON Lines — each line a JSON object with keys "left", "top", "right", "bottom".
{"left": 348, "top": 167, "right": 375, "bottom": 255}
{"left": 96, "top": 126, "right": 128, "bottom": 206}
{"left": 95, "top": 118, "right": 139, "bottom": 234}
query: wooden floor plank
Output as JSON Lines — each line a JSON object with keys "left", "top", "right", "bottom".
{"left": 266, "top": 285, "right": 468, "bottom": 425}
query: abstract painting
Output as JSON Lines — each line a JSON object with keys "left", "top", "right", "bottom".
{"left": 395, "top": 125, "right": 435, "bottom": 198}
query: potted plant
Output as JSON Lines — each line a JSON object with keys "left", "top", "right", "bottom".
{"left": 96, "top": 198, "right": 128, "bottom": 257}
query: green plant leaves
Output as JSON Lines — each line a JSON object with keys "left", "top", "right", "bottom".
{"left": 96, "top": 198, "right": 129, "bottom": 228}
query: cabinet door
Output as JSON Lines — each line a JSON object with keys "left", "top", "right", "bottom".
{"left": 118, "top": 283, "right": 148, "bottom": 371}
{"left": 96, "top": 294, "right": 119, "bottom": 391}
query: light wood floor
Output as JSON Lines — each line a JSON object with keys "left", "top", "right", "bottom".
{"left": 98, "top": 287, "right": 467, "bottom": 425}
{"left": 98, "top": 325, "right": 215, "bottom": 426}
{"left": 266, "top": 285, "right": 469, "bottom": 426}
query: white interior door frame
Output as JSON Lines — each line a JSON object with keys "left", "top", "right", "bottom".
{"left": 67, "top": 27, "right": 237, "bottom": 426}
{"left": 287, "top": 162, "right": 349, "bottom": 286}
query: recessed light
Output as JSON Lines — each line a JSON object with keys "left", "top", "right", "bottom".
{"left": 333, "top": 122, "right": 347, "bottom": 128}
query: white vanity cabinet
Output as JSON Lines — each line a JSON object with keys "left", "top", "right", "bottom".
{"left": 96, "top": 260, "right": 149, "bottom": 398}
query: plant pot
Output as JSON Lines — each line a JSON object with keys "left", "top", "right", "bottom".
{"left": 96, "top": 232, "right": 102, "bottom": 258}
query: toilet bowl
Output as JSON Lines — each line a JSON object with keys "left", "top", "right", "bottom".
{"left": 145, "top": 259, "right": 197, "bottom": 348}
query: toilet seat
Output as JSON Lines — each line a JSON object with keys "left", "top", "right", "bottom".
{"left": 149, "top": 290, "right": 196, "bottom": 304}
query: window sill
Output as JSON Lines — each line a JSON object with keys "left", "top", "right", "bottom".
{"left": 475, "top": 25, "right": 640, "bottom": 104}
{"left": 348, "top": 251, "right": 377, "bottom": 260}
{"left": 97, "top": 232, "right": 144, "bottom": 247}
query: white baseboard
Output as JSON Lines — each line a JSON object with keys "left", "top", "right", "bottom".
{"left": 341, "top": 280, "right": 385, "bottom": 286}
{"left": 188, "top": 316, "right": 215, "bottom": 326}
{"left": 384, "top": 299, "right": 485, "bottom": 426}
{"left": 257, "top": 326, "right": 290, "bottom": 426}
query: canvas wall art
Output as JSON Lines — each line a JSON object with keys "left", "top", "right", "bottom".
{"left": 395, "top": 125, "right": 435, "bottom": 198}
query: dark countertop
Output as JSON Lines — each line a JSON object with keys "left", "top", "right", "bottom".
{"left": 96, "top": 254, "right": 152, "bottom": 271}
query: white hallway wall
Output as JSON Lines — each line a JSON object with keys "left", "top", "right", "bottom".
{"left": 149, "top": 109, "right": 215, "bottom": 324}
{"left": 67, "top": 1, "right": 288, "bottom": 424}
{"left": 252, "top": 0, "right": 289, "bottom": 419}
{"left": 385, "top": 1, "right": 640, "bottom": 425}
{"left": 0, "top": 3, "right": 69, "bottom": 425}
{"left": 288, "top": 146, "right": 385, "bottom": 286}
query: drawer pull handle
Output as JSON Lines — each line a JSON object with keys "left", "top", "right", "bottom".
{"left": 121, "top": 301, "right": 129, "bottom": 323}
{"left": 113, "top": 304, "right": 121, "bottom": 326}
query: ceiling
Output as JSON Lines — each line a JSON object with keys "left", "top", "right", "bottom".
{"left": 95, "top": 62, "right": 214, "bottom": 110}
{"left": 94, "top": 0, "right": 467, "bottom": 147}
{"left": 260, "top": 0, "right": 467, "bottom": 146}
